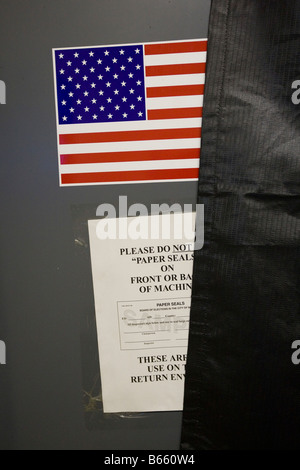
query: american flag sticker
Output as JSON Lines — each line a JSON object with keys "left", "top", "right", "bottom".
{"left": 52, "top": 39, "right": 207, "bottom": 186}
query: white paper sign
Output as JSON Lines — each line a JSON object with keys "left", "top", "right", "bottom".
{"left": 88, "top": 214, "right": 195, "bottom": 412}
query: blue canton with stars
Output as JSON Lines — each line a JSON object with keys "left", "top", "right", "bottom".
{"left": 55, "top": 45, "right": 146, "bottom": 125}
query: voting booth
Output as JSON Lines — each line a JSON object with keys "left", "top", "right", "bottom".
{"left": 2, "top": 0, "right": 300, "bottom": 451}
{"left": 0, "top": 0, "right": 210, "bottom": 450}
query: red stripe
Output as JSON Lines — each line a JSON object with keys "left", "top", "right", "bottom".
{"left": 59, "top": 127, "right": 200, "bottom": 145}
{"left": 61, "top": 148, "right": 200, "bottom": 165}
{"left": 145, "top": 40, "right": 207, "bottom": 55}
{"left": 146, "top": 84, "right": 204, "bottom": 98}
{"left": 146, "top": 63, "right": 206, "bottom": 77}
{"left": 61, "top": 168, "right": 199, "bottom": 185}
{"left": 148, "top": 107, "right": 203, "bottom": 120}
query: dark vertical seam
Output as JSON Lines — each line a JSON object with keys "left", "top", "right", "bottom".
{"left": 213, "top": 0, "right": 231, "bottom": 223}
{"left": 202, "top": 1, "right": 231, "bottom": 448}
{"left": 184, "top": 0, "right": 233, "bottom": 449}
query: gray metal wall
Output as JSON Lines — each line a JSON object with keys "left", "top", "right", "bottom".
{"left": 0, "top": 0, "right": 210, "bottom": 450}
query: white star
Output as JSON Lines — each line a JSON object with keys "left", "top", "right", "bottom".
{"left": 62, "top": 116, "right": 67, "bottom": 121}
{"left": 123, "top": 113, "right": 128, "bottom": 118}
{"left": 98, "top": 75, "right": 103, "bottom": 80}
{"left": 61, "top": 84, "right": 66, "bottom": 90}
{"left": 106, "top": 82, "right": 111, "bottom": 87}
{"left": 112, "top": 58, "right": 118, "bottom": 63}
{"left": 136, "top": 80, "right": 142, "bottom": 86}
{"left": 70, "top": 107, "right": 75, "bottom": 113}
{"left": 77, "top": 115, "right": 82, "bottom": 120}
{"left": 137, "top": 96, "right": 143, "bottom": 101}
{"left": 119, "top": 49, "right": 125, "bottom": 55}
{"left": 59, "top": 53, "right": 64, "bottom": 59}
{"left": 105, "top": 66, "right": 110, "bottom": 72}
{"left": 82, "top": 60, "right": 87, "bottom": 65}
{"left": 93, "top": 114, "right": 98, "bottom": 120}
{"left": 67, "top": 61, "right": 72, "bottom": 66}
{"left": 113, "top": 74, "right": 119, "bottom": 79}
{"left": 91, "top": 83, "right": 96, "bottom": 88}
{"left": 100, "top": 106, "right": 105, "bottom": 111}
{"left": 138, "top": 111, "right": 143, "bottom": 117}
{"left": 59, "top": 69, "right": 65, "bottom": 75}
{"left": 76, "top": 83, "right": 81, "bottom": 89}
{"left": 129, "top": 88, "right": 135, "bottom": 94}
{"left": 115, "top": 105, "right": 120, "bottom": 110}
{"left": 77, "top": 99, "right": 82, "bottom": 104}
{"left": 61, "top": 100, "right": 67, "bottom": 105}
{"left": 114, "top": 89, "right": 119, "bottom": 95}
{"left": 136, "top": 64, "right": 141, "bottom": 70}
{"left": 74, "top": 52, "right": 79, "bottom": 58}
{"left": 107, "top": 98, "right": 112, "bottom": 103}
{"left": 99, "top": 90, "right": 104, "bottom": 96}
{"left": 128, "top": 73, "right": 134, "bottom": 78}
{"left": 89, "top": 51, "right": 94, "bottom": 57}
{"left": 69, "top": 92, "right": 74, "bottom": 97}
{"left": 67, "top": 76, "right": 73, "bottom": 82}
{"left": 128, "top": 57, "right": 133, "bottom": 62}
{"left": 90, "top": 67, "right": 95, "bottom": 73}
{"left": 121, "top": 81, "right": 126, "bottom": 87}
{"left": 120, "top": 65, "right": 126, "bottom": 71}
{"left": 104, "top": 50, "right": 110, "bottom": 56}
{"left": 91, "top": 98, "right": 97, "bottom": 104}
{"left": 84, "top": 106, "right": 89, "bottom": 112}
{"left": 135, "top": 48, "right": 140, "bottom": 54}
{"left": 130, "top": 104, "right": 135, "bottom": 110}
{"left": 122, "top": 97, "right": 127, "bottom": 102}
{"left": 83, "top": 75, "right": 88, "bottom": 81}
{"left": 84, "top": 91, "right": 89, "bottom": 96}
{"left": 97, "top": 59, "right": 102, "bottom": 65}
{"left": 108, "top": 113, "right": 113, "bottom": 119}
{"left": 75, "top": 68, "right": 80, "bottom": 74}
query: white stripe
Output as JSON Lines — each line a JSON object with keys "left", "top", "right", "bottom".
{"left": 146, "top": 73, "right": 206, "bottom": 87}
{"left": 59, "top": 118, "right": 202, "bottom": 134}
{"left": 61, "top": 178, "right": 199, "bottom": 187}
{"left": 144, "top": 51, "right": 207, "bottom": 66}
{"left": 59, "top": 138, "right": 201, "bottom": 155}
{"left": 60, "top": 158, "right": 200, "bottom": 174}
{"left": 147, "top": 95, "right": 204, "bottom": 110}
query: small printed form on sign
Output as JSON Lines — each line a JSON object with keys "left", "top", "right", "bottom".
{"left": 118, "top": 297, "right": 191, "bottom": 350}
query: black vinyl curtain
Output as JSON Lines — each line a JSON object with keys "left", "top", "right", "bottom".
{"left": 181, "top": 0, "right": 300, "bottom": 450}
